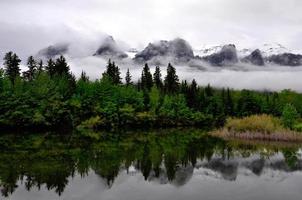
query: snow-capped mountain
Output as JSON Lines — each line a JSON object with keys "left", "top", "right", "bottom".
{"left": 195, "top": 43, "right": 293, "bottom": 58}
{"left": 260, "top": 43, "right": 291, "bottom": 57}
{"left": 194, "top": 45, "right": 224, "bottom": 57}
{"left": 36, "top": 35, "right": 302, "bottom": 67}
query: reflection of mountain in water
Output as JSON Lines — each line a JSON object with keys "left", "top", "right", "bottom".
{"left": 204, "top": 158, "right": 238, "bottom": 181}
{"left": 0, "top": 131, "right": 302, "bottom": 198}
{"left": 147, "top": 164, "right": 194, "bottom": 186}
{"left": 194, "top": 153, "right": 302, "bottom": 181}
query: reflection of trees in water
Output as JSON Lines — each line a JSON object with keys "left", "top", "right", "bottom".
{"left": 0, "top": 130, "right": 301, "bottom": 197}
{"left": 0, "top": 153, "right": 75, "bottom": 197}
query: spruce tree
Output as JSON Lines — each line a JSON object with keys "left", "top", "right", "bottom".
{"left": 180, "top": 80, "right": 188, "bottom": 94}
{"left": 187, "top": 79, "right": 198, "bottom": 109}
{"left": 54, "top": 55, "right": 70, "bottom": 76}
{"left": 225, "top": 88, "right": 234, "bottom": 116}
{"left": 112, "top": 62, "right": 121, "bottom": 84}
{"left": 103, "top": 60, "right": 121, "bottom": 84}
{"left": 46, "top": 59, "right": 56, "bottom": 77}
{"left": 141, "top": 63, "right": 153, "bottom": 90}
{"left": 23, "top": 56, "right": 37, "bottom": 81}
{"left": 79, "top": 71, "right": 89, "bottom": 82}
{"left": 3, "top": 52, "right": 21, "bottom": 84}
{"left": 125, "top": 68, "right": 132, "bottom": 86}
{"left": 153, "top": 66, "right": 163, "bottom": 89}
{"left": 164, "top": 63, "right": 179, "bottom": 94}
{"left": 205, "top": 84, "right": 213, "bottom": 97}
{"left": 37, "top": 60, "right": 44, "bottom": 74}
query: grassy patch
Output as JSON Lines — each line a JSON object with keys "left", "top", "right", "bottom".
{"left": 212, "top": 114, "right": 302, "bottom": 142}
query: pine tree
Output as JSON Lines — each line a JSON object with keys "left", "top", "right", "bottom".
{"left": 125, "top": 68, "right": 132, "bottom": 86}
{"left": 37, "top": 60, "right": 44, "bottom": 74}
{"left": 164, "top": 63, "right": 179, "bottom": 94}
{"left": 3, "top": 51, "right": 21, "bottom": 84}
{"left": 23, "top": 56, "right": 37, "bottom": 81}
{"left": 137, "top": 79, "right": 142, "bottom": 90}
{"left": 187, "top": 79, "right": 198, "bottom": 109}
{"left": 112, "top": 62, "right": 121, "bottom": 84}
{"left": 141, "top": 63, "right": 153, "bottom": 90}
{"left": 46, "top": 59, "right": 56, "bottom": 76}
{"left": 153, "top": 66, "right": 162, "bottom": 89}
{"left": 103, "top": 60, "right": 121, "bottom": 84}
{"left": 237, "top": 90, "right": 261, "bottom": 116}
{"left": 225, "top": 88, "right": 234, "bottom": 116}
{"left": 180, "top": 80, "right": 188, "bottom": 94}
{"left": 79, "top": 71, "right": 89, "bottom": 82}
{"left": 54, "top": 55, "right": 70, "bottom": 76}
{"left": 205, "top": 84, "right": 213, "bottom": 97}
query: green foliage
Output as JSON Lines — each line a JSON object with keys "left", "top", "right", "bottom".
{"left": 293, "top": 123, "right": 302, "bottom": 132}
{"left": 237, "top": 90, "right": 261, "bottom": 116}
{"left": 0, "top": 52, "right": 302, "bottom": 131}
{"left": 149, "top": 86, "right": 161, "bottom": 114}
{"left": 282, "top": 103, "right": 299, "bottom": 129}
{"left": 77, "top": 116, "right": 104, "bottom": 133}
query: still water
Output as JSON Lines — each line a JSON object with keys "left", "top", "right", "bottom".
{"left": 0, "top": 129, "right": 302, "bottom": 200}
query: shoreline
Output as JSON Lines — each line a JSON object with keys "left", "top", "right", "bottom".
{"left": 211, "top": 129, "right": 302, "bottom": 143}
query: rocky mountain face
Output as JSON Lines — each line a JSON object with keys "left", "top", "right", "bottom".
{"left": 267, "top": 53, "right": 302, "bottom": 66}
{"left": 94, "top": 36, "right": 128, "bottom": 59}
{"left": 241, "top": 49, "right": 265, "bottom": 66}
{"left": 36, "top": 36, "right": 302, "bottom": 67}
{"left": 197, "top": 43, "right": 302, "bottom": 67}
{"left": 134, "top": 38, "right": 194, "bottom": 64}
{"left": 202, "top": 44, "right": 238, "bottom": 66}
{"left": 37, "top": 43, "right": 69, "bottom": 59}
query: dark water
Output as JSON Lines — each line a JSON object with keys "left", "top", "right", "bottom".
{"left": 1, "top": 129, "right": 302, "bottom": 200}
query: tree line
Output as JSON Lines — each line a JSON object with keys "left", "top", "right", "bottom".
{"left": 0, "top": 52, "right": 301, "bottom": 131}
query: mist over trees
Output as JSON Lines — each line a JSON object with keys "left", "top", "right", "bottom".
{"left": 0, "top": 52, "right": 301, "bottom": 131}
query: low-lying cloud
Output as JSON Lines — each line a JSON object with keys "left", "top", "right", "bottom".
{"left": 67, "top": 55, "right": 302, "bottom": 92}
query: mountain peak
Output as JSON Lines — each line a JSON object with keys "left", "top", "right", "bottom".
{"left": 94, "top": 36, "right": 128, "bottom": 59}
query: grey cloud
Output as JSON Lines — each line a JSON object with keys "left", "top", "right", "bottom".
{"left": 1, "top": 0, "right": 302, "bottom": 56}
{"left": 1, "top": 0, "right": 302, "bottom": 92}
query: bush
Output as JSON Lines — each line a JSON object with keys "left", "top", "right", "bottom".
{"left": 282, "top": 104, "right": 299, "bottom": 129}
{"left": 293, "top": 123, "right": 302, "bottom": 132}
{"left": 76, "top": 116, "right": 104, "bottom": 131}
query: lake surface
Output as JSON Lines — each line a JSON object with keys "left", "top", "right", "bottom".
{"left": 1, "top": 129, "right": 302, "bottom": 200}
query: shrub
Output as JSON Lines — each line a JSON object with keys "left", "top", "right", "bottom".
{"left": 282, "top": 104, "right": 299, "bottom": 129}
{"left": 293, "top": 123, "right": 302, "bottom": 132}
{"left": 76, "top": 116, "right": 104, "bottom": 131}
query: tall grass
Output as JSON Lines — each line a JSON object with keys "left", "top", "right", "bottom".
{"left": 212, "top": 114, "right": 302, "bottom": 142}
{"left": 225, "top": 114, "right": 285, "bottom": 134}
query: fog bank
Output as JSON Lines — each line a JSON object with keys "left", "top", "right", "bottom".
{"left": 67, "top": 56, "right": 302, "bottom": 92}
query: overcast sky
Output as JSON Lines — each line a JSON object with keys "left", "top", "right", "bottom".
{"left": 1, "top": 0, "right": 302, "bottom": 58}
{"left": 1, "top": 0, "right": 302, "bottom": 91}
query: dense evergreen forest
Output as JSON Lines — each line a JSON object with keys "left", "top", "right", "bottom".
{"left": 0, "top": 52, "right": 301, "bottom": 131}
